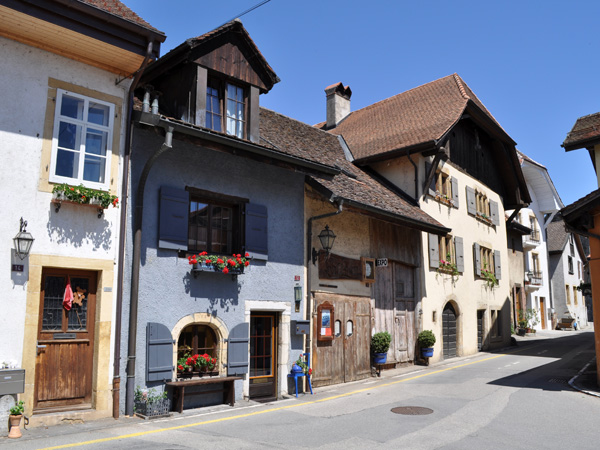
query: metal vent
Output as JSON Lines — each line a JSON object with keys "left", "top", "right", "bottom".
{"left": 391, "top": 406, "right": 433, "bottom": 415}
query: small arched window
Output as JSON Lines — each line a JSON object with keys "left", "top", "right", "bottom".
{"left": 177, "top": 324, "right": 218, "bottom": 361}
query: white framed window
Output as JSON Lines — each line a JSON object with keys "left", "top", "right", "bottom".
{"left": 49, "top": 89, "right": 115, "bottom": 190}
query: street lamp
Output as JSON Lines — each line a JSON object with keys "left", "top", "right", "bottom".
{"left": 13, "top": 217, "right": 34, "bottom": 260}
{"left": 312, "top": 225, "right": 336, "bottom": 264}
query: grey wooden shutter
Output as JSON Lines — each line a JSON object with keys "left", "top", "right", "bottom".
{"left": 227, "top": 322, "right": 250, "bottom": 376}
{"left": 146, "top": 322, "right": 174, "bottom": 382}
{"left": 494, "top": 250, "right": 502, "bottom": 280}
{"left": 428, "top": 233, "right": 439, "bottom": 268}
{"left": 451, "top": 177, "right": 459, "bottom": 208}
{"left": 425, "top": 162, "right": 436, "bottom": 196}
{"left": 245, "top": 203, "right": 268, "bottom": 260}
{"left": 159, "top": 186, "right": 189, "bottom": 250}
{"left": 490, "top": 200, "right": 499, "bottom": 226}
{"left": 466, "top": 186, "right": 476, "bottom": 216}
{"left": 455, "top": 236, "right": 464, "bottom": 273}
{"left": 473, "top": 243, "right": 481, "bottom": 276}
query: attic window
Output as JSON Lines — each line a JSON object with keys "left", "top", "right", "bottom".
{"left": 206, "top": 79, "right": 246, "bottom": 138}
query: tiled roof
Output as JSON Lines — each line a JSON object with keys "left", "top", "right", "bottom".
{"left": 561, "top": 188, "right": 600, "bottom": 218}
{"left": 563, "top": 112, "right": 600, "bottom": 150}
{"left": 79, "top": 0, "right": 163, "bottom": 34}
{"left": 259, "top": 108, "right": 447, "bottom": 232}
{"left": 321, "top": 74, "right": 508, "bottom": 162}
{"left": 546, "top": 213, "right": 568, "bottom": 253}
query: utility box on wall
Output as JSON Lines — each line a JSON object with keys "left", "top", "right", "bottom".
{"left": 293, "top": 320, "right": 310, "bottom": 335}
{"left": 0, "top": 369, "right": 25, "bottom": 395}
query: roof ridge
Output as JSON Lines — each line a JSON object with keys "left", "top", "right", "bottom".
{"left": 452, "top": 73, "right": 470, "bottom": 101}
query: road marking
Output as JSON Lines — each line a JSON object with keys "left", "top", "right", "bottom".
{"left": 40, "top": 347, "right": 534, "bottom": 450}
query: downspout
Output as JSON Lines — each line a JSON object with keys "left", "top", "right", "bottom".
{"left": 113, "top": 42, "right": 154, "bottom": 419}
{"left": 125, "top": 125, "right": 174, "bottom": 416}
{"left": 306, "top": 200, "right": 343, "bottom": 354}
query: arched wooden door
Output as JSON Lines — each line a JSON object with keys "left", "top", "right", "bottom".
{"left": 442, "top": 304, "right": 457, "bottom": 359}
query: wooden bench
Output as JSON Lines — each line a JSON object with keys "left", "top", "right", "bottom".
{"left": 558, "top": 317, "right": 575, "bottom": 330}
{"left": 166, "top": 376, "right": 242, "bottom": 413}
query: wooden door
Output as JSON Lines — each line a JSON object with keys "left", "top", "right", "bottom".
{"left": 374, "top": 262, "right": 416, "bottom": 364}
{"left": 442, "top": 304, "right": 457, "bottom": 359}
{"left": 540, "top": 297, "right": 547, "bottom": 329}
{"left": 312, "top": 293, "right": 371, "bottom": 387}
{"left": 35, "top": 269, "right": 96, "bottom": 411}
{"left": 249, "top": 313, "right": 277, "bottom": 400}
{"left": 477, "top": 310, "right": 484, "bottom": 351}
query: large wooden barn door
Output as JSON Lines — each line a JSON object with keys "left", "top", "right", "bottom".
{"left": 374, "top": 262, "right": 416, "bottom": 364}
{"left": 312, "top": 293, "right": 371, "bottom": 387}
{"left": 35, "top": 269, "right": 96, "bottom": 411}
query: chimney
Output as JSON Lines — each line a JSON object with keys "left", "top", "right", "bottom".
{"left": 325, "top": 82, "right": 352, "bottom": 129}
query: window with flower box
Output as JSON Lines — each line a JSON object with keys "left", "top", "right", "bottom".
{"left": 466, "top": 186, "right": 499, "bottom": 226}
{"left": 50, "top": 89, "right": 115, "bottom": 190}
{"left": 158, "top": 186, "right": 268, "bottom": 260}
{"left": 428, "top": 233, "right": 464, "bottom": 274}
{"left": 473, "top": 243, "right": 501, "bottom": 285}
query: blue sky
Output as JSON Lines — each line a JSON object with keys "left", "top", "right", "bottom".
{"left": 127, "top": 0, "right": 600, "bottom": 206}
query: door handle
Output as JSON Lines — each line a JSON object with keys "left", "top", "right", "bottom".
{"left": 36, "top": 344, "right": 46, "bottom": 356}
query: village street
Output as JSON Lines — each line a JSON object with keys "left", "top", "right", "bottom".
{"left": 7, "top": 330, "right": 598, "bottom": 450}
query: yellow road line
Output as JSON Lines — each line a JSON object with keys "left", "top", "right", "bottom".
{"left": 40, "top": 347, "right": 532, "bottom": 450}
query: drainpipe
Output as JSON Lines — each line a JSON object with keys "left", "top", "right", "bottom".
{"left": 113, "top": 42, "right": 153, "bottom": 419}
{"left": 306, "top": 200, "right": 343, "bottom": 353}
{"left": 125, "top": 125, "right": 174, "bottom": 416}
{"left": 406, "top": 149, "right": 418, "bottom": 200}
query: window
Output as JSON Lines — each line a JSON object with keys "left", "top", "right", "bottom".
{"left": 177, "top": 324, "right": 219, "bottom": 372}
{"left": 50, "top": 89, "right": 114, "bottom": 189}
{"left": 480, "top": 246, "right": 494, "bottom": 273}
{"left": 573, "top": 286, "right": 578, "bottom": 306}
{"left": 439, "top": 234, "right": 455, "bottom": 269}
{"left": 205, "top": 79, "right": 246, "bottom": 138}
{"left": 568, "top": 256, "right": 574, "bottom": 274}
{"left": 476, "top": 190, "right": 490, "bottom": 217}
{"left": 473, "top": 243, "right": 501, "bottom": 281}
{"left": 569, "top": 235, "right": 575, "bottom": 257}
{"left": 529, "top": 216, "right": 540, "bottom": 242}
{"left": 429, "top": 233, "right": 464, "bottom": 273}
{"left": 436, "top": 171, "right": 451, "bottom": 199}
{"left": 566, "top": 285, "right": 571, "bottom": 305}
{"left": 188, "top": 190, "right": 244, "bottom": 255}
{"left": 466, "top": 186, "right": 498, "bottom": 225}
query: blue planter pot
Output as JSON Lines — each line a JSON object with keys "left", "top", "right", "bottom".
{"left": 373, "top": 353, "right": 387, "bottom": 364}
{"left": 291, "top": 364, "right": 303, "bottom": 373}
{"left": 421, "top": 347, "right": 434, "bottom": 358}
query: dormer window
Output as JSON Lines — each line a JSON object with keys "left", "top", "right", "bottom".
{"left": 206, "top": 79, "right": 246, "bottom": 138}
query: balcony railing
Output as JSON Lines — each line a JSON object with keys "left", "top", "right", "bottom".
{"left": 526, "top": 271, "right": 543, "bottom": 285}
{"left": 529, "top": 230, "right": 540, "bottom": 242}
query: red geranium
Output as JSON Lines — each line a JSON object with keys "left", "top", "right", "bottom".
{"left": 223, "top": 267, "right": 229, "bottom": 274}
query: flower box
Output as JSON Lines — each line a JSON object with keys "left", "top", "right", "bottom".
{"left": 134, "top": 397, "right": 171, "bottom": 420}
{"left": 189, "top": 252, "right": 250, "bottom": 278}
{"left": 52, "top": 184, "right": 118, "bottom": 218}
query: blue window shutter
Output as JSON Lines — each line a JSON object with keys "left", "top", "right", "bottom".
{"left": 146, "top": 322, "right": 174, "bottom": 382}
{"left": 159, "top": 186, "right": 189, "bottom": 251}
{"left": 228, "top": 322, "right": 249, "bottom": 376}
{"left": 245, "top": 203, "right": 268, "bottom": 260}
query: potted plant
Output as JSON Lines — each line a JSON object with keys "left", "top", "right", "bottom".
{"left": 8, "top": 400, "right": 24, "bottom": 439}
{"left": 371, "top": 331, "right": 391, "bottom": 364}
{"left": 133, "top": 387, "right": 170, "bottom": 419}
{"left": 418, "top": 330, "right": 436, "bottom": 358}
{"left": 291, "top": 354, "right": 312, "bottom": 375}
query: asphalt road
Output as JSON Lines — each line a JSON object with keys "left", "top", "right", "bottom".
{"left": 6, "top": 330, "right": 598, "bottom": 450}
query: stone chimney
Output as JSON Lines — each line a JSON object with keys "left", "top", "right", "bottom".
{"left": 325, "top": 82, "right": 352, "bottom": 129}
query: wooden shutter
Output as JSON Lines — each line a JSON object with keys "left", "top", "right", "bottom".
{"left": 146, "top": 322, "right": 174, "bottom": 382}
{"left": 466, "top": 186, "right": 476, "bottom": 216}
{"left": 490, "top": 200, "right": 499, "bottom": 226}
{"left": 428, "top": 233, "right": 440, "bottom": 268}
{"left": 159, "top": 186, "right": 189, "bottom": 251}
{"left": 227, "top": 322, "right": 250, "bottom": 376}
{"left": 424, "top": 162, "right": 436, "bottom": 196}
{"left": 451, "top": 177, "right": 459, "bottom": 208}
{"left": 494, "top": 250, "right": 502, "bottom": 280}
{"left": 473, "top": 243, "right": 481, "bottom": 276}
{"left": 455, "top": 236, "right": 464, "bottom": 273}
{"left": 245, "top": 203, "right": 268, "bottom": 260}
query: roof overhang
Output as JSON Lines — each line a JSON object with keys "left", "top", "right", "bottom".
{"left": 306, "top": 177, "right": 451, "bottom": 236}
{"left": 0, "top": 0, "right": 165, "bottom": 76}
{"left": 133, "top": 111, "right": 340, "bottom": 177}
{"left": 561, "top": 188, "right": 600, "bottom": 234}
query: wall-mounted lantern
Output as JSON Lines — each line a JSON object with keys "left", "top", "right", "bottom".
{"left": 312, "top": 225, "right": 336, "bottom": 264}
{"left": 13, "top": 217, "right": 34, "bottom": 260}
{"left": 294, "top": 284, "right": 302, "bottom": 313}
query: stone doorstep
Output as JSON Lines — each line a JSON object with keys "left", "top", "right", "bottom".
{"left": 26, "top": 408, "right": 108, "bottom": 428}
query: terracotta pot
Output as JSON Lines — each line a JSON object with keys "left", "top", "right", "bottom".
{"left": 8, "top": 414, "right": 22, "bottom": 439}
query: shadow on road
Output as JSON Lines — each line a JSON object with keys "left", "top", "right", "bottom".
{"left": 486, "top": 331, "right": 598, "bottom": 393}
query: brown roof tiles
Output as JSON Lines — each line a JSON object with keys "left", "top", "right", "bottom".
{"left": 79, "top": 0, "right": 163, "bottom": 33}
{"left": 562, "top": 112, "right": 600, "bottom": 150}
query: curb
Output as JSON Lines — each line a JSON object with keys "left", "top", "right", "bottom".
{"left": 569, "top": 358, "right": 600, "bottom": 398}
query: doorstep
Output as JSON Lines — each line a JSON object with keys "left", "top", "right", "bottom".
{"left": 28, "top": 406, "right": 109, "bottom": 428}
